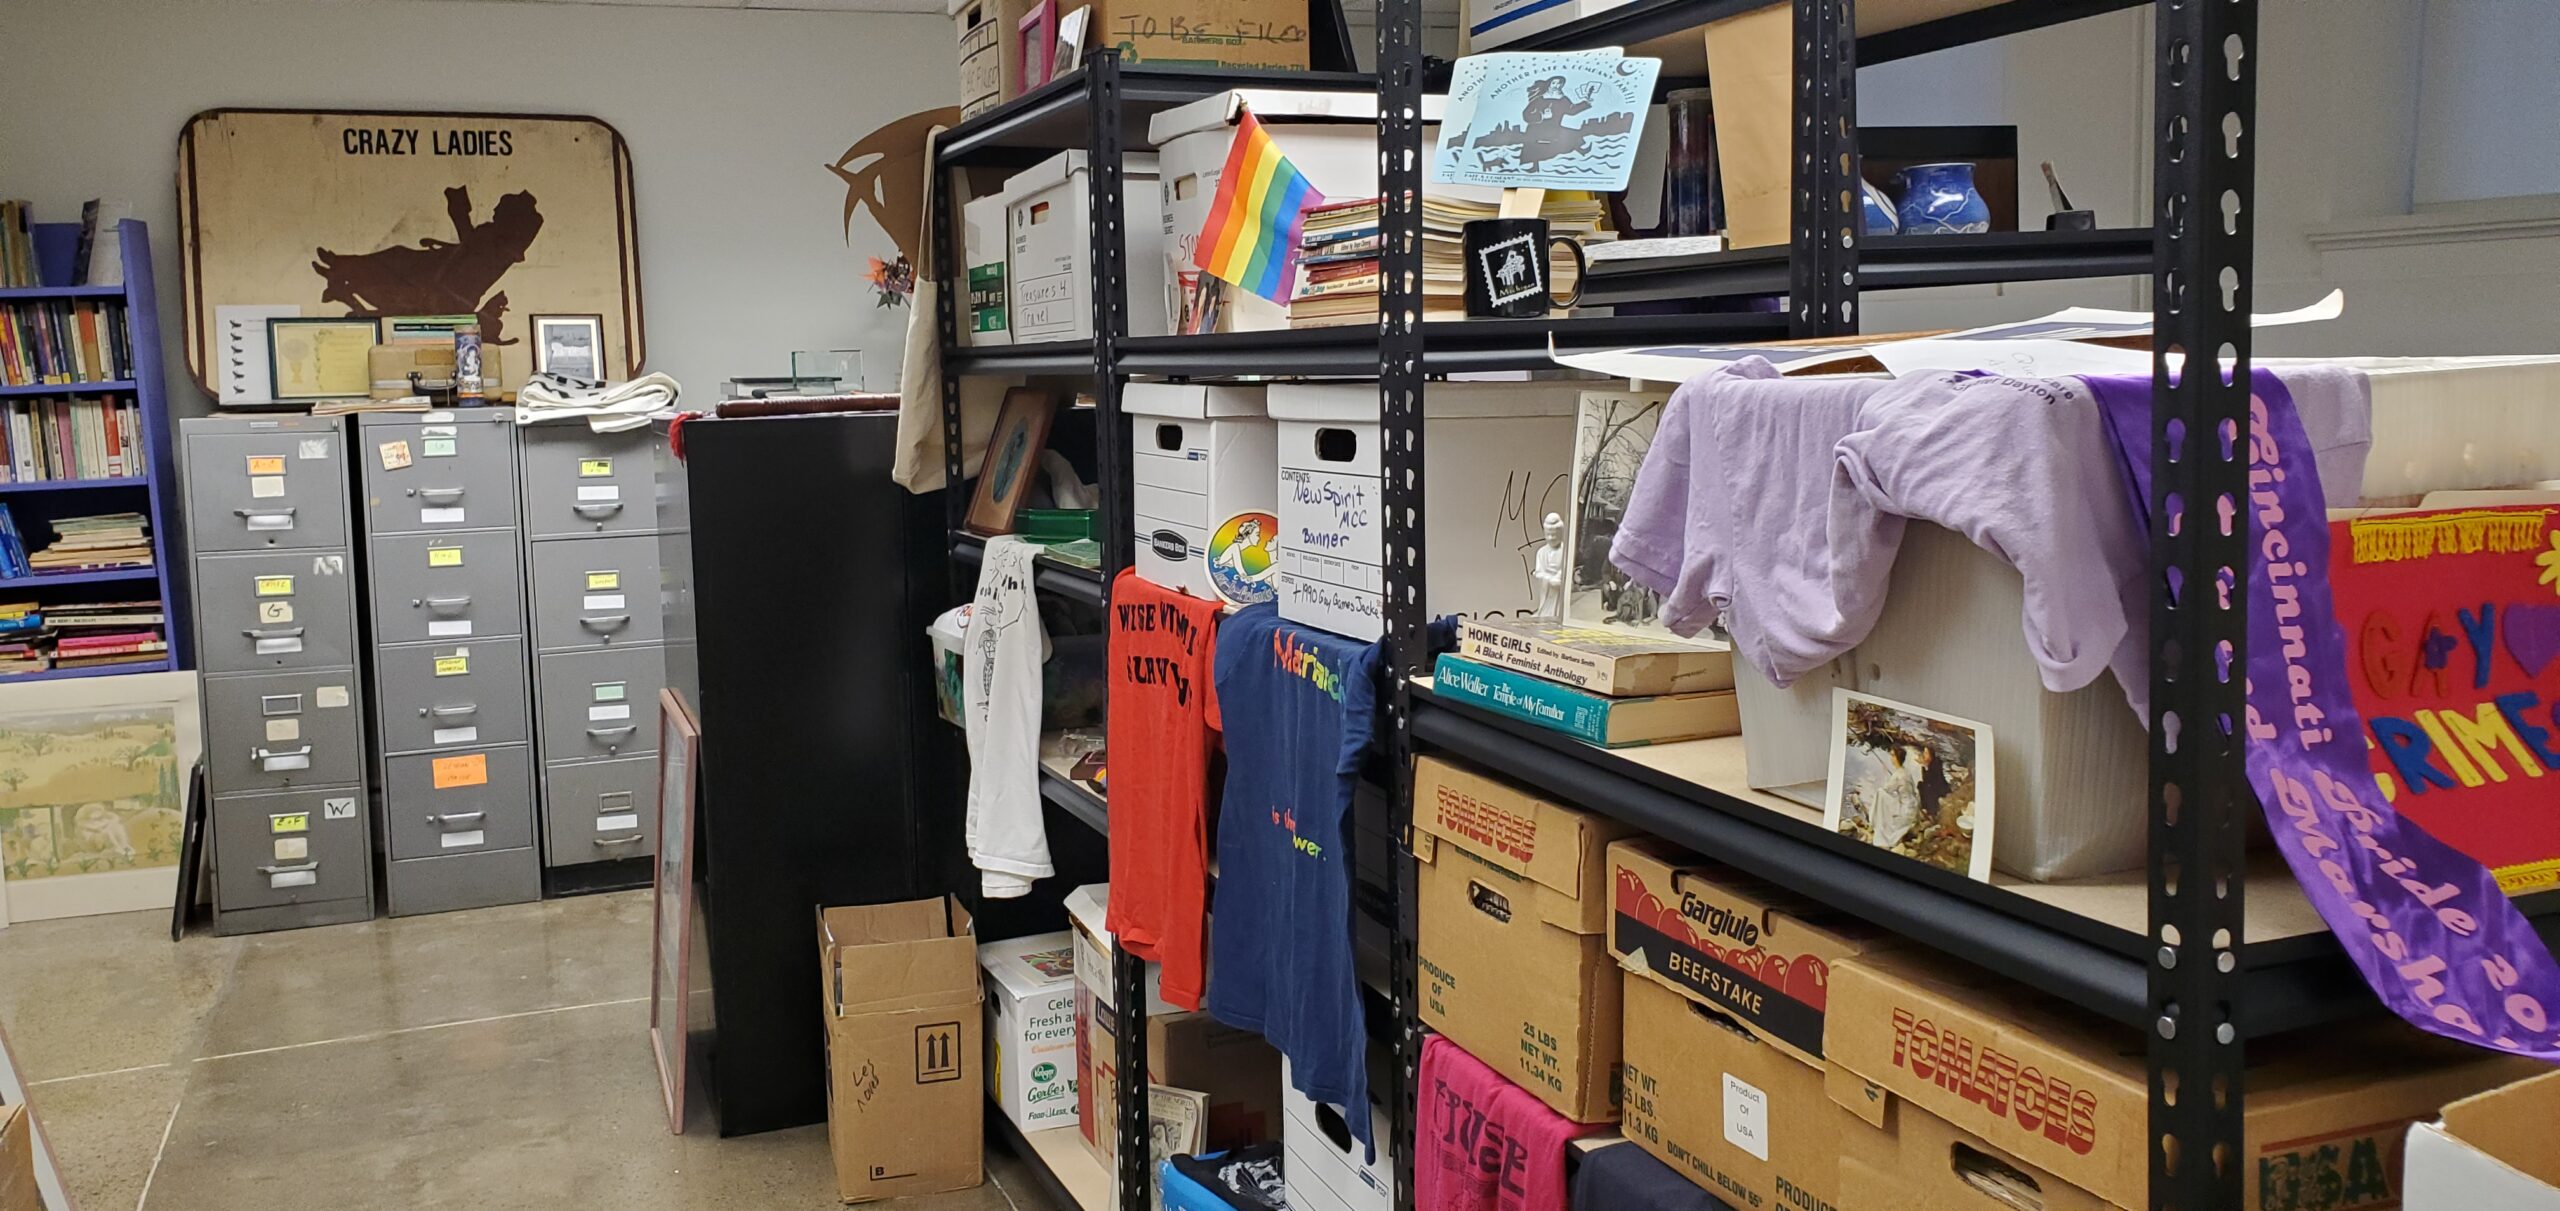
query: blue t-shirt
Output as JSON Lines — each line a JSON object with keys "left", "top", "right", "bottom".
{"left": 1205, "top": 603, "right": 1384, "bottom": 1156}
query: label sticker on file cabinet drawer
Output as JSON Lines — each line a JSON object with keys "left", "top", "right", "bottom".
{"left": 431, "top": 752, "right": 488, "bottom": 789}
{"left": 583, "top": 594, "right": 626, "bottom": 611}
{"left": 589, "top": 704, "right": 633, "bottom": 722}
{"left": 422, "top": 424, "right": 456, "bottom": 437}
{"left": 419, "top": 507, "right": 466, "bottom": 525}
{"left": 270, "top": 812, "right": 309, "bottom": 834}
{"left": 246, "top": 455, "right": 286, "bottom": 476}
{"left": 422, "top": 437, "right": 457, "bottom": 458}
{"left": 273, "top": 837, "right": 309, "bottom": 861}
{"left": 580, "top": 458, "right": 613, "bottom": 477}
{"left": 324, "top": 797, "right": 356, "bottom": 820}
{"left": 594, "top": 682, "right": 626, "bottom": 702}
{"left": 441, "top": 830, "right": 486, "bottom": 850}
{"left": 298, "top": 438, "right": 329, "bottom": 460}
{"left": 250, "top": 475, "right": 285, "bottom": 498}
{"left": 432, "top": 727, "right": 479, "bottom": 745}
{"left": 428, "top": 621, "right": 473, "bottom": 637}
{"left": 586, "top": 571, "right": 620, "bottom": 591}
{"left": 258, "top": 601, "right": 294, "bottom": 624}
{"left": 316, "top": 686, "right": 349, "bottom": 708}
{"left": 378, "top": 440, "right": 413, "bottom": 471}
{"left": 597, "top": 813, "right": 641, "bottom": 832}
{"left": 434, "top": 654, "right": 470, "bottom": 677}
{"left": 266, "top": 718, "right": 300, "bottom": 743}
{"left": 255, "top": 576, "right": 294, "bottom": 597}
{"left": 427, "top": 546, "right": 464, "bottom": 568}
{"left": 577, "top": 486, "right": 620, "bottom": 503}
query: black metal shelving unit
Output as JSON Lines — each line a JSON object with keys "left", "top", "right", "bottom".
{"left": 920, "top": 3, "right": 2556, "bottom": 1210}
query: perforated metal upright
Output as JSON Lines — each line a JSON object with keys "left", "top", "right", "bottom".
{"left": 182, "top": 414, "right": 375, "bottom": 935}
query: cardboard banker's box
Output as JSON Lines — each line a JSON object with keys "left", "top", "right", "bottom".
{"left": 1826, "top": 947, "right": 2544, "bottom": 1211}
{"left": 0, "top": 1104, "right": 37, "bottom": 1211}
{"left": 1414, "top": 756, "right": 1634, "bottom": 1122}
{"left": 1620, "top": 971, "right": 1857, "bottom": 1211}
{"left": 2405, "top": 1069, "right": 2560, "bottom": 1209}
{"left": 1607, "top": 837, "right": 1890, "bottom": 1068}
{"left": 819, "top": 898, "right": 984, "bottom": 1204}
{"left": 982, "top": 931, "right": 1081, "bottom": 1134}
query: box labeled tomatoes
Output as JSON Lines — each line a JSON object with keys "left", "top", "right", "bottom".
{"left": 1606, "top": 837, "right": 1893, "bottom": 1066}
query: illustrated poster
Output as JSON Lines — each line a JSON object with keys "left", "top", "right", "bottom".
{"left": 1431, "top": 49, "right": 1661, "bottom": 191}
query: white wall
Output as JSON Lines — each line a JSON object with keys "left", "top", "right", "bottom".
{"left": 0, "top": 0, "right": 958, "bottom": 415}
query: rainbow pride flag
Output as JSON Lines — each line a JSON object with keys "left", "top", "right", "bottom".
{"left": 1195, "top": 111, "right": 1325, "bottom": 304}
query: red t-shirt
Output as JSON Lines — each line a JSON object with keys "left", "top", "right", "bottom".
{"left": 1105, "top": 570, "right": 1220, "bottom": 1011}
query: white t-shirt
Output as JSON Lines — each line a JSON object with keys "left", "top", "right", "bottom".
{"left": 963, "top": 536, "right": 1052, "bottom": 897}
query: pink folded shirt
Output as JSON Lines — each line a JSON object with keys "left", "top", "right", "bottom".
{"left": 1416, "top": 1035, "right": 1600, "bottom": 1211}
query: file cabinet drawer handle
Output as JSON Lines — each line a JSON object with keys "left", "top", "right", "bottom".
{"left": 234, "top": 506, "right": 296, "bottom": 522}
{"left": 256, "top": 861, "right": 320, "bottom": 875}
{"left": 253, "top": 746, "right": 313, "bottom": 771}
{"left": 428, "top": 704, "right": 478, "bottom": 719}
{"left": 421, "top": 595, "right": 472, "bottom": 613}
{"left": 578, "top": 614, "right": 631, "bottom": 632}
{"left": 241, "top": 626, "right": 307, "bottom": 640}
{"left": 427, "top": 811, "right": 485, "bottom": 828}
{"left": 585, "top": 725, "right": 638, "bottom": 743}
{"left": 413, "top": 487, "right": 465, "bottom": 503}
{"left": 594, "top": 834, "right": 644, "bottom": 847}
{"left": 572, "top": 501, "right": 624, "bottom": 518}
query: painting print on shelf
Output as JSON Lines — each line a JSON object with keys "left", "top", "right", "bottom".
{"left": 1563, "top": 387, "right": 1678, "bottom": 639}
{"left": 1823, "top": 689, "right": 1995, "bottom": 882}
{"left": 0, "top": 671, "right": 202, "bottom": 925}
{"left": 1433, "top": 48, "right": 1662, "bottom": 192}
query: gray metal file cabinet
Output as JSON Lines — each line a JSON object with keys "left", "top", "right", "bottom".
{"left": 519, "top": 423, "right": 665, "bottom": 880}
{"left": 356, "top": 411, "right": 542, "bottom": 914}
{"left": 182, "top": 415, "right": 375, "bottom": 935}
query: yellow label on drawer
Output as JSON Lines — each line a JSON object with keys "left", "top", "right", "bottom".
{"left": 270, "top": 812, "right": 309, "bottom": 834}
{"left": 427, "top": 547, "right": 464, "bottom": 568}
{"left": 434, "top": 655, "right": 469, "bottom": 677}
{"left": 586, "top": 571, "right": 620, "bottom": 591}
{"left": 254, "top": 576, "right": 294, "bottom": 597}
{"left": 246, "top": 455, "right": 286, "bottom": 475}
{"left": 579, "top": 458, "right": 613, "bottom": 477}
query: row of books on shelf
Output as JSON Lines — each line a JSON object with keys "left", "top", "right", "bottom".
{"left": 1432, "top": 617, "right": 1738, "bottom": 747}
{"left": 0, "top": 298, "right": 133, "bottom": 387}
{"left": 2, "top": 395, "right": 146, "bottom": 482}
{"left": 2, "top": 199, "right": 130, "bottom": 290}
{"left": 0, "top": 507, "right": 152, "bottom": 578}
{"left": 0, "top": 599, "right": 167, "bottom": 676}
{"left": 1286, "top": 195, "right": 1611, "bottom": 329}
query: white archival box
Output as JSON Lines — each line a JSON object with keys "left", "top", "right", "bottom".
{"left": 2403, "top": 1070, "right": 2560, "bottom": 1211}
{"left": 1125, "top": 383, "right": 1277, "bottom": 604}
{"left": 1734, "top": 354, "right": 2560, "bottom": 881}
{"left": 1281, "top": 1055, "right": 1395, "bottom": 1211}
{"left": 1462, "top": 0, "right": 1637, "bottom": 49}
{"left": 1267, "top": 380, "right": 1577, "bottom": 642}
{"left": 1146, "top": 90, "right": 1471, "bottom": 334}
{"left": 961, "top": 191, "right": 1011, "bottom": 347}
{"left": 1001, "top": 150, "right": 1166, "bottom": 343}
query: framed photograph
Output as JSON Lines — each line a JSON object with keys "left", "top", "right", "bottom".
{"left": 1563, "top": 388, "right": 1675, "bottom": 637}
{"left": 1823, "top": 689, "right": 1996, "bottom": 882}
{"left": 649, "top": 688, "right": 700, "bottom": 1134}
{"left": 532, "top": 313, "right": 607, "bottom": 381}
{"left": 0, "top": 670, "right": 203, "bottom": 925}
{"left": 964, "top": 387, "right": 1059, "bottom": 537}
{"left": 266, "top": 316, "right": 377, "bottom": 400}
{"left": 1056, "top": 4, "right": 1091, "bottom": 73}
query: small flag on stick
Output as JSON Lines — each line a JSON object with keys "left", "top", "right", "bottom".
{"left": 1195, "top": 111, "right": 1325, "bottom": 304}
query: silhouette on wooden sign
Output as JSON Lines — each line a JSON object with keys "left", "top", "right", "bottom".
{"left": 312, "top": 186, "right": 543, "bottom": 347}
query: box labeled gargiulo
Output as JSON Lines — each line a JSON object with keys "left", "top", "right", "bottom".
{"left": 2405, "top": 1069, "right": 2560, "bottom": 1211}
{"left": 1619, "top": 972, "right": 1854, "bottom": 1211}
{"left": 1267, "top": 381, "right": 1576, "bottom": 641}
{"left": 1284, "top": 1053, "right": 1396, "bottom": 1211}
{"left": 1413, "top": 756, "right": 1634, "bottom": 1122}
{"left": 1826, "top": 946, "right": 2545, "bottom": 1211}
{"left": 1124, "top": 383, "right": 1278, "bottom": 606}
{"left": 1001, "top": 151, "right": 1166, "bottom": 343}
{"left": 981, "top": 930, "right": 1080, "bottom": 1133}
{"left": 819, "top": 897, "right": 984, "bottom": 1204}
{"left": 1607, "top": 837, "right": 1890, "bottom": 1069}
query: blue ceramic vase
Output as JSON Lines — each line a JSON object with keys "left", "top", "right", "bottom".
{"left": 1894, "top": 162, "right": 1992, "bottom": 235}
{"left": 1860, "top": 180, "right": 1900, "bottom": 235}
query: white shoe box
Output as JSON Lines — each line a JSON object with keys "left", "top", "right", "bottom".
{"left": 1281, "top": 1056, "right": 1395, "bottom": 1211}
{"left": 1001, "top": 151, "right": 1165, "bottom": 344}
{"left": 1126, "top": 383, "right": 1278, "bottom": 606}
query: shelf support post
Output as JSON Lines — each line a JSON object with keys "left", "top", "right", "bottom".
{"left": 1790, "top": 0, "right": 1860, "bottom": 336}
{"left": 2148, "top": 1, "right": 2257, "bottom": 1209}
{"left": 1088, "top": 50, "right": 1134, "bottom": 585}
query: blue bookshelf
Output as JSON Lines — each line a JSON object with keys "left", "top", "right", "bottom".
{"left": 0, "top": 219, "right": 186, "bottom": 678}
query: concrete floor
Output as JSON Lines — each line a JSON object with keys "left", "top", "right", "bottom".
{"left": 0, "top": 891, "right": 1061, "bottom": 1211}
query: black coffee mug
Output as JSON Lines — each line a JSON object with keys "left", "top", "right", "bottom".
{"left": 1462, "top": 217, "right": 1586, "bottom": 319}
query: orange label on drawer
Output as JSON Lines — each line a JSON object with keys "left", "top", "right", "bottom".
{"left": 431, "top": 752, "right": 488, "bottom": 789}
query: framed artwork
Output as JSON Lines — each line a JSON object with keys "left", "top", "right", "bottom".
{"left": 0, "top": 671, "right": 202, "bottom": 925}
{"left": 1563, "top": 388, "right": 1676, "bottom": 637}
{"left": 963, "top": 387, "right": 1059, "bottom": 537}
{"left": 649, "top": 688, "right": 701, "bottom": 1134}
{"left": 179, "top": 108, "right": 645, "bottom": 404}
{"left": 266, "top": 317, "right": 378, "bottom": 400}
{"left": 1017, "top": 0, "right": 1059, "bottom": 93}
{"left": 1823, "top": 689, "right": 1996, "bottom": 882}
{"left": 531, "top": 313, "right": 607, "bottom": 381}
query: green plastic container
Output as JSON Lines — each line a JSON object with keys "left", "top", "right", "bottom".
{"left": 1016, "top": 509, "right": 1095, "bottom": 544}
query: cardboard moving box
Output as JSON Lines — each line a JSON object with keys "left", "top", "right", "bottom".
{"left": 1826, "top": 947, "right": 2545, "bottom": 1211}
{"left": 1087, "top": 1009, "right": 1288, "bottom": 1206}
{"left": 981, "top": 931, "right": 1081, "bottom": 1134}
{"left": 1413, "top": 756, "right": 1634, "bottom": 1122}
{"left": 819, "top": 898, "right": 984, "bottom": 1204}
{"left": 0, "top": 1104, "right": 36, "bottom": 1211}
{"left": 2405, "top": 1069, "right": 2560, "bottom": 1209}
{"left": 1619, "top": 972, "right": 1856, "bottom": 1211}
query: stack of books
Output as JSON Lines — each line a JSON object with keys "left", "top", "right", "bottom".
{"left": 48, "top": 599, "right": 166, "bottom": 669}
{"left": 1288, "top": 195, "right": 1613, "bottom": 329}
{"left": 2, "top": 395, "right": 145, "bottom": 481}
{"left": 0, "top": 602, "right": 44, "bottom": 674}
{"left": 0, "top": 299, "right": 133, "bottom": 386}
{"left": 1432, "top": 618, "right": 1739, "bottom": 748}
{"left": 27, "top": 512, "right": 151, "bottom": 573}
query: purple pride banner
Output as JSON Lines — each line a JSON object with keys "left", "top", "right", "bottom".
{"left": 2085, "top": 369, "right": 2560, "bottom": 1058}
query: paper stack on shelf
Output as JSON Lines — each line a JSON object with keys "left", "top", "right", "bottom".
{"left": 49, "top": 597, "right": 167, "bottom": 668}
{"left": 1287, "top": 195, "right": 1611, "bottom": 328}
{"left": 1432, "top": 618, "right": 1738, "bottom": 747}
{"left": 0, "top": 601, "right": 45, "bottom": 674}
{"left": 27, "top": 511, "right": 150, "bottom": 572}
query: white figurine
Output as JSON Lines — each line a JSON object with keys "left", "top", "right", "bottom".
{"left": 1531, "top": 511, "right": 1566, "bottom": 620}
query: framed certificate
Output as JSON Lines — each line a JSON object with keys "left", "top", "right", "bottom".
{"left": 266, "top": 316, "right": 377, "bottom": 400}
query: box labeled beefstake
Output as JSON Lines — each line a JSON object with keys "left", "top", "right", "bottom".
{"left": 980, "top": 930, "right": 1080, "bottom": 1133}
{"left": 818, "top": 898, "right": 984, "bottom": 1204}
{"left": 1413, "top": 756, "right": 1635, "bottom": 1122}
{"left": 1619, "top": 972, "right": 1854, "bottom": 1211}
{"left": 1826, "top": 947, "right": 2544, "bottom": 1211}
{"left": 1607, "top": 838, "right": 1889, "bottom": 1068}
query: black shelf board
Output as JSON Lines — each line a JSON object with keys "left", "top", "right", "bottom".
{"left": 1407, "top": 685, "right": 2560, "bottom": 1038}
{"left": 1116, "top": 311, "right": 1790, "bottom": 379}
{"left": 937, "top": 64, "right": 1378, "bottom": 164}
{"left": 951, "top": 533, "right": 1108, "bottom": 606}
{"left": 1580, "top": 228, "right": 2156, "bottom": 306}
{"left": 1500, "top": 0, "right": 2148, "bottom": 64}
{"left": 1041, "top": 768, "right": 1109, "bottom": 837}
{"left": 943, "top": 339, "right": 1095, "bottom": 377}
